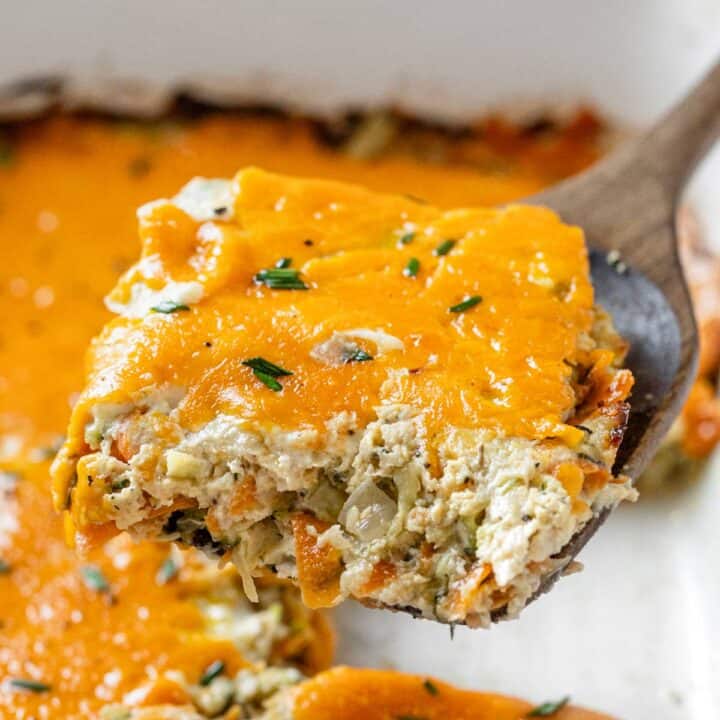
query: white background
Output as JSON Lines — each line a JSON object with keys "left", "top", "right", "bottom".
{"left": 2, "top": 2, "right": 720, "bottom": 718}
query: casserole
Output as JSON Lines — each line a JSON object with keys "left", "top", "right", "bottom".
{"left": 1, "top": 2, "right": 719, "bottom": 717}
{"left": 51, "top": 167, "right": 634, "bottom": 627}
{"left": 0, "top": 107, "right": 618, "bottom": 717}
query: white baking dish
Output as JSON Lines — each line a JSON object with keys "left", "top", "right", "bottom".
{"left": 2, "top": 2, "right": 719, "bottom": 718}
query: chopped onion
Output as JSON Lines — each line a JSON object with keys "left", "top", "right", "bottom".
{"left": 343, "top": 328, "right": 405, "bottom": 354}
{"left": 303, "top": 480, "right": 347, "bottom": 522}
{"left": 339, "top": 479, "right": 397, "bottom": 541}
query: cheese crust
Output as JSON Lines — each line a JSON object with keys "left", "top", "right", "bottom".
{"left": 52, "top": 168, "right": 635, "bottom": 626}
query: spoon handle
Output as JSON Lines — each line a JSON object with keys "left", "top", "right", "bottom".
{"left": 531, "top": 56, "right": 720, "bottom": 255}
{"left": 642, "top": 57, "right": 720, "bottom": 195}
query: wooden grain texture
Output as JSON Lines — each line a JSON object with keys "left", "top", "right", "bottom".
{"left": 518, "top": 58, "right": 720, "bottom": 618}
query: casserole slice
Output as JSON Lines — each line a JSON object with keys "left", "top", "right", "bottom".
{"left": 52, "top": 168, "right": 635, "bottom": 626}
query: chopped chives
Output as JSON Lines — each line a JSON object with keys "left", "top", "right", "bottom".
{"left": 404, "top": 193, "right": 427, "bottom": 204}
{"left": 343, "top": 348, "right": 373, "bottom": 363}
{"left": 399, "top": 231, "right": 415, "bottom": 245}
{"left": 449, "top": 295, "right": 482, "bottom": 313}
{"left": 254, "top": 267, "right": 308, "bottom": 290}
{"left": 253, "top": 370, "right": 283, "bottom": 392}
{"left": 199, "top": 659, "right": 225, "bottom": 686}
{"left": 7, "top": 678, "right": 51, "bottom": 693}
{"left": 527, "top": 697, "right": 570, "bottom": 717}
{"left": 433, "top": 239, "right": 456, "bottom": 256}
{"left": 128, "top": 155, "right": 152, "bottom": 178}
{"left": 156, "top": 556, "right": 179, "bottom": 585}
{"left": 80, "top": 565, "right": 111, "bottom": 593}
{"left": 404, "top": 257, "right": 420, "bottom": 278}
{"left": 243, "top": 357, "right": 293, "bottom": 392}
{"left": 275, "top": 257, "right": 292, "bottom": 269}
{"left": 151, "top": 300, "right": 190, "bottom": 314}
{"left": 242, "top": 357, "right": 293, "bottom": 377}
{"left": 423, "top": 679, "right": 439, "bottom": 696}
{"left": 0, "top": 144, "right": 13, "bottom": 168}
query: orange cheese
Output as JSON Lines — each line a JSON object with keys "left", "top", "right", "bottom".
{"left": 293, "top": 513, "right": 344, "bottom": 608}
{"left": 0, "top": 112, "right": 603, "bottom": 717}
{"left": 293, "top": 667, "right": 616, "bottom": 720}
{"left": 61, "top": 167, "right": 595, "bottom": 489}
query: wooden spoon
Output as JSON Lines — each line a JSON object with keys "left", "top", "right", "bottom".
{"left": 509, "top": 58, "right": 720, "bottom": 617}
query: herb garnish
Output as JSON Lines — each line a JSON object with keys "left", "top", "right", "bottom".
{"left": 253, "top": 372, "right": 282, "bottom": 392}
{"left": 242, "top": 357, "right": 293, "bottom": 392}
{"left": 423, "top": 679, "right": 439, "bottom": 696}
{"left": 433, "top": 239, "right": 456, "bottom": 256}
{"left": 156, "top": 556, "right": 179, "bottom": 585}
{"left": 527, "top": 696, "right": 570, "bottom": 717}
{"left": 275, "top": 257, "right": 292, "bottom": 269}
{"left": 404, "top": 257, "right": 420, "bottom": 278}
{"left": 7, "top": 678, "right": 51, "bottom": 693}
{"left": 343, "top": 348, "right": 374, "bottom": 363}
{"left": 128, "top": 156, "right": 152, "bottom": 178}
{"left": 404, "top": 194, "right": 427, "bottom": 204}
{"left": 254, "top": 267, "right": 308, "bottom": 290}
{"left": 243, "top": 357, "right": 293, "bottom": 377}
{"left": 80, "top": 565, "right": 111, "bottom": 594}
{"left": 399, "top": 231, "right": 415, "bottom": 245}
{"left": 0, "top": 142, "right": 13, "bottom": 168}
{"left": 449, "top": 295, "right": 482, "bottom": 313}
{"left": 0, "top": 559, "right": 11, "bottom": 574}
{"left": 199, "top": 659, "right": 225, "bottom": 686}
{"left": 151, "top": 300, "right": 190, "bottom": 314}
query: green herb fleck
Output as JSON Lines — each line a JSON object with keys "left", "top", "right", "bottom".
{"left": 199, "top": 659, "right": 225, "bottom": 686}
{"left": 151, "top": 300, "right": 190, "bottom": 314}
{"left": 254, "top": 267, "right": 308, "bottom": 290}
{"left": 242, "top": 357, "right": 292, "bottom": 392}
{"left": 80, "top": 565, "right": 111, "bottom": 594}
{"left": 404, "top": 257, "right": 420, "bottom": 278}
{"left": 527, "top": 696, "right": 570, "bottom": 717}
{"left": 128, "top": 155, "right": 152, "bottom": 178}
{"left": 0, "top": 142, "right": 14, "bottom": 168}
{"left": 404, "top": 194, "right": 427, "bottom": 204}
{"left": 8, "top": 678, "right": 52, "bottom": 693}
{"left": 399, "top": 231, "right": 415, "bottom": 245}
{"left": 0, "top": 559, "right": 11, "bottom": 574}
{"left": 449, "top": 295, "right": 482, "bottom": 313}
{"left": 343, "top": 348, "right": 374, "bottom": 363}
{"left": 275, "top": 257, "right": 292, "bottom": 269}
{"left": 423, "top": 679, "right": 439, "bottom": 696}
{"left": 156, "top": 556, "right": 179, "bottom": 585}
{"left": 433, "top": 239, "right": 456, "bottom": 256}
{"left": 242, "top": 357, "right": 293, "bottom": 378}
{"left": 110, "top": 478, "right": 130, "bottom": 492}
{"left": 253, "top": 371, "right": 283, "bottom": 392}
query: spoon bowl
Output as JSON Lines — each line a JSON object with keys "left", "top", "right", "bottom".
{"left": 499, "top": 58, "right": 720, "bottom": 617}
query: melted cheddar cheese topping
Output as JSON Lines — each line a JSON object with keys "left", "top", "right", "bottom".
{"left": 0, "top": 113, "right": 606, "bottom": 718}
{"left": 293, "top": 667, "right": 613, "bottom": 720}
{"left": 61, "top": 167, "right": 593, "bottom": 480}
